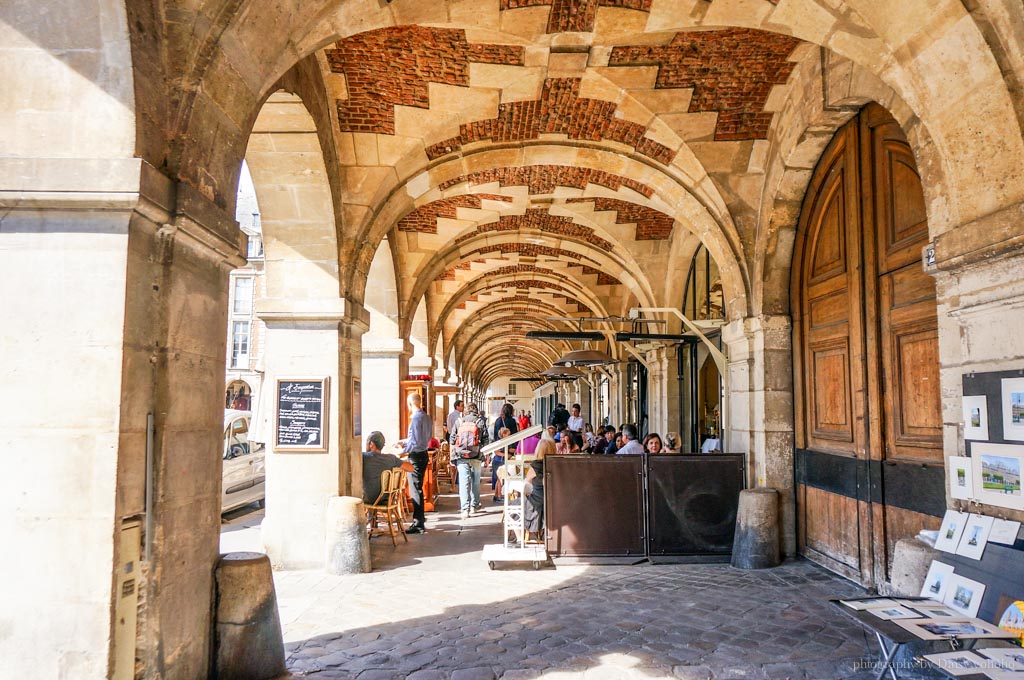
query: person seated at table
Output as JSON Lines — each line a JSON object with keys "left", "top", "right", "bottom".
{"left": 616, "top": 424, "right": 644, "bottom": 455}
{"left": 593, "top": 425, "right": 616, "bottom": 454}
{"left": 642, "top": 432, "right": 665, "bottom": 454}
{"left": 555, "top": 427, "right": 571, "bottom": 455}
{"left": 523, "top": 438, "right": 554, "bottom": 542}
{"left": 664, "top": 432, "right": 679, "bottom": 453}
{"left": 546, "top": 425, "right": 557, "bottom": 441}
{"left": 583, "top": 423, "right": 597, "bottom": 450}
{"left": 566, "top": 432, "right": 584, "bottom": 453}
{"left": 362, "top": 431, "right": 414, "bottom": 505}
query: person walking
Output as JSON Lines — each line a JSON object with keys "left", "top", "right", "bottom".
{"left": 445, "top": 399, "right": 463, "bottom": 441}
{"left": 450, "top": 402, "right": 489, "bottom": 519}
{"left": 398, "top": 392, "right": 432, "bottom": 534}
{"left": 491, "top": 403, "right": 518, "bottom": 502}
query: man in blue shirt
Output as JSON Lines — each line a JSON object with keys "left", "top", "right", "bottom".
{"left": 398, "top": 392, "right": 433, "bottom": 533}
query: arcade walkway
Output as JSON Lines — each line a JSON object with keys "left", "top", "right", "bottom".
{"left": 223, "top": 494, "right": 935, "bottom": 680}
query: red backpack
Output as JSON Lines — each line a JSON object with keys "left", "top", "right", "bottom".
{"left": 453, "top": 418, "right": 481, "bottom": 459}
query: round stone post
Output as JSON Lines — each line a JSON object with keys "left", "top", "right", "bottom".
{"left": 326, "top": 496, "right": 372, "bottom": 574}
{"left": 731, "top": 488, "right": 781, "bottom": 569}
{"left": 214, "top": 552, "right": 286, "bottom": 680}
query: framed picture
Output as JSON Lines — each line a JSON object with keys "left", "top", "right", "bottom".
{"left": 920, "top": 560, "right": 955, "bottom": 600}
{"left": 962, "top": 394, "right": 989, "bottom": 441}
{"left": 912, "top": 604, "right": 961, "bottom": 619}
{"left": 1002, "top": 377, "right": 1024, "bottom": 441}
{"left": 971, "top": 442, "right": 1024, "bottom": 510}
{"left": 275, "top": 377, "right": 330, "bottom": 452}
{"left": 896, "top": 617, "right": 1011, "bottom": 640}
{"left": 989, "top": 518, "right": 1021, "bottom": 545}
{"left": 870, "top": 605, "right": 921, "bottom": 621}
{"left": 948, "top": 456, "right": 974, "bottom": 501}
{"left": 955, "top": 514, "right": 995, "bottom": 560}
{"left": 979, "top": 647, "right": 1024, "bottom": 672}
{"left": 943, "top": 574, "right": 987, "bottom": 618}
{"left": 840, "top": 597, "right": 897, "bottom": 611}
{"left": 935, "top": 510, "right": 970, "bottom": 553}
{"left": 921, "top": 650, "right": 989, "bottom": 676}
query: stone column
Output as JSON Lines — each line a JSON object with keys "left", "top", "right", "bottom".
{"left": 645, "top": 347, "right": 673, "bottom": 436}
{"left": 257, "top": 297, "right": 369, "bottom": 569}
{"left": 361, "top": 338, "right": 412, "bottom": 444}
{"left": 0, "top": 159, "right": 245, "bottom": 678}
{"left": 722, "top": 315, "right": 796, "bottom": 556}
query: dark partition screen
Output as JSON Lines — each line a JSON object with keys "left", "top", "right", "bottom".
{"left": 545, "top": 455, "right": 645, "bottom": 557}
{"left": 647, "top": 454, "right": 744, "bottom": 557}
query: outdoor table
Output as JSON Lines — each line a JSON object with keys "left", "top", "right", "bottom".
{"left": 829, "top": 598, "right": 951, "bottom": 680}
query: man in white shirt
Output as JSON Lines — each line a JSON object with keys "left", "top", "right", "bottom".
{"left": 615, "top": 424, "right": 644, "bottom": 455}
{"left": 567, "top": 403, "right": 584, "bottom": 432}
{"left": 445, "top": 399, "right": 463, "bottom": 440}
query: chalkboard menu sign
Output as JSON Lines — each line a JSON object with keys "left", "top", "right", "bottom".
{"left": 275, "top": 377, "right": 329, "bottom": 452}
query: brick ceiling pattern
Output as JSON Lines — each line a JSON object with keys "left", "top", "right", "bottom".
{"left": 439, "top": 164, "right": 654, "bottom": 197}
{"left": 398, "top": 194, "right": 513, "bottom": 233}
{"left": 567, "top": 197, "right": 674, "bottom": 240}
{"left": 500, "top": 0, "right": 652, "bottom": 33}
{"left": 579, "top": 264, "right": 620, "bottom": 286}
{"left": 455, "top": 281, "right": 584, "bottom": 310}
{"left": 425, "top": 78, "right": 676, "bottom": 164}
{"left": 450, "top": 209, "right": 614, "bottom": 250}
{"left": 608, "top": 29, "right": 801, "bottom": 141}
{"left": 325, "top": 26, "right": 524, "bottom": 134}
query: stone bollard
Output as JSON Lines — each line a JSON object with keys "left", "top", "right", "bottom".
{"left": 887, "top": 537, "right": 939, "bottom": 596}
{"left": 326, "top": 496, "right": 372, "bottom": 575}
{"left": 214, "top": 552, "right": 286, "bottom": 680}
{"left": 731, "top": 488, "right": 781, "bottom": 569}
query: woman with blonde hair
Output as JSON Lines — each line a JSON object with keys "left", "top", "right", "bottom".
{"left": 523, "top": 438, "right": 554, "bottom": 541}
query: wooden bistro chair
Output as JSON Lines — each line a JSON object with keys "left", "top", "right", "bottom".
{"left": 366, "top": 468, "right": 407, "bottom": 546}
{"left": 436, "top": 441, "right": 453, "bottom": 490}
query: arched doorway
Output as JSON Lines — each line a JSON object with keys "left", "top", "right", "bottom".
{"left": 792, "top": 103, "right": 944, "bottom": 587}
{"left": 225, "top": 379, "right": 252, "bottom": 410}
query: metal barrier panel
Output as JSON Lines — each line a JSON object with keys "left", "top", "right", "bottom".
{"left": 647, "top": 454, "right": 744, "bottom": 559}
{"left": 545, "top": 455, "right": 645, "bottom": 558}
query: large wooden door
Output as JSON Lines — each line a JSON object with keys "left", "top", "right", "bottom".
{"left": 793, "top": 105, "right": 944, "bottom": 588}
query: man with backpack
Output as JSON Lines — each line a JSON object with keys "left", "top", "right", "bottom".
{"left": 449, "top": 402, "right": 489, "bottom": 520}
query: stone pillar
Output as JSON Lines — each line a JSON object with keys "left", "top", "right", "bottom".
{"left": 0, "top": 159, "right": 244, "bottom": 678}
{"left": 645, "top": 347, "right": 673, "bottom": 436}
{"left": 722, "top": 315, "right": 796, "bottom": 557}
{"left": 931, "top": 205, "right": 1024, "bottom": 525}
{"left": 361, "top": 338, "right": 412, "bottom": 444}
{"left": 257, "top": 297, "right": 369, "bottom": 569}
{"left": 325, "top": 496, "right": 372, "bottom": 574}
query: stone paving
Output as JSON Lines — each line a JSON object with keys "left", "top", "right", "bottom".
{"left": 224, "top": 490, "right": 941, "bottom": 679}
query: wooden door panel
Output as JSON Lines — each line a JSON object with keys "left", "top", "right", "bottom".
{"left": 876, "top": 141, "right": 929, "bottom": 274}
{"left": 877, "top": 504, "right": 942, "bottom": 581}
{"left": 809, "top": 339, "right": 855, "bottom": 445}
{"left": 803, "top": 485, "right": 861, "bottom": 569}
{"left": 809, "top": 177, "right": 849, "bottom": 283}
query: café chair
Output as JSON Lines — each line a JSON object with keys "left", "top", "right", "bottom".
{"left": 366, "top": 468, "right": 407, "bottom": 546}
{"left": 436, "top": 442, "right": 453, "bottom": 489}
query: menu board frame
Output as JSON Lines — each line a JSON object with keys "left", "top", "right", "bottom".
{"left": 275, "top": 377, "right": 330, "bottom": 452}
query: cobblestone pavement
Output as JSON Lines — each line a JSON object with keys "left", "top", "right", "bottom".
{"left": 226, "top": 488, "right": 941, "bottom": 679}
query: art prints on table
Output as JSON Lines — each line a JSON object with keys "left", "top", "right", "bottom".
{"left": 914, "top": 604, "right": 961, "bottom": 619}
{"left": 840, "top": 597, "right": 898, "bottom": 611}
{"left": 870, "top": 605, "right": 921, "bottom": 621}
{"left": 943, "top": 574, "right": 987, "bottom": 618}
{"left": 935, "top": 510, "right": 971, "bottom": 553}
{"left": 955, "top": 514, "right": 995, "bottom": 560}
{"left": 963, "top": 395, "right": 989, "bottom": 441}
{"left": 921, "top": 650, "right": 990, "bottom": 677}
{"left": 949, "top": 456, "right": 975, "bottom": 501}
{"left": 979, "top": 647, "right": 1024, "bottom": 672}
{"left": 1002, "top": 377, "right": 1024, "bottom": 441}
{"left": 921, "top": 561, "right": 955, "bottom": 600}
{"left": 971, "top": 443, "right": 1024, "bottom": 511}
{"left": 989, "top": 518, "right": 1022, "bottom": 545}
{"left": 896, "top": 617, "right": 1012, "bottom": 640}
